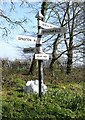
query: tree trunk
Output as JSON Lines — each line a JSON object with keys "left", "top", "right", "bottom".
{"left": 28, "top": 55, "right": 38, "bottom": 75}
{"left": 66, "top": 3, "right": 74, "bottom": 74}
{"left": 66, "top": 49, "right": 73, "bottom": 74}
{"left": 66, "top": 32, "right": 73, "bottom": 74}
{"left": 50, "top": 34, "right": 60, "bottom": 74}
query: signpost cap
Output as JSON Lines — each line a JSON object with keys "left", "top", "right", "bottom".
{"left": 35, "top": 11, "right": 44, "bottom": 19}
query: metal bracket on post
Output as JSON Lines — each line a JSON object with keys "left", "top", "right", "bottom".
{"left": 35, "top": 11, "right": 44, "bottom": 98}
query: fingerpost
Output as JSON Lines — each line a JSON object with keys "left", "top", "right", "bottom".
{"left": 35, "top": 11, "right": 44, "bottom": 98}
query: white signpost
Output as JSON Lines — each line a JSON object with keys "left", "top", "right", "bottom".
{"left": 40, "top": 20, "right": 59, "bottom": 29}
{"left": 17, "top": 10, "right": 66, "bottom": 98}
{"left": 35, "top": 53, "right": 49, "bottom": 60}
{"left": 42, "top": 27, "right": 66, "bottom": 35}
{"left": 17, "top": 35, "right": 37, "bottom": 42}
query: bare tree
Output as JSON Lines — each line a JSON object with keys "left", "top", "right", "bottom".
{"left": 65, "top": 2, "right": 84, "bottom": 73}
{"left": 0, "top": 1, "right": 29, "bottom": 36}
{"left": 46, "top": 2, "right": 84, "bottom": 74}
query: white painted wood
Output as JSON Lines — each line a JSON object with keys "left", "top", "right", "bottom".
{"left": 40, "top": 20, "right": 59, "bottom": 29}
{"left": 17, "top": 35, "right": 37, "bottom": 42}
{"left": 35, "top": 54, "right": 49, "bottom": 60}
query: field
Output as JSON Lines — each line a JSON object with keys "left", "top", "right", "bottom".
{"left": 1, "top": 62, "right": 85, "bottom": 120}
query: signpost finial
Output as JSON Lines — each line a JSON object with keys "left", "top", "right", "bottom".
{"left": 35, "top": 11, "right": 44, "bottom": 19}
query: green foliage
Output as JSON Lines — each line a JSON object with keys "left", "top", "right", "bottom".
{"left": 2, "top": 59, "right": 84, "bottom": 119}
{"left": 2, "top": 81, "right": 84, "bottom": 120}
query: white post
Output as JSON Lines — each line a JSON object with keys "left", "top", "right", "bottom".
{"left": 35, "top": 11, "right": 44, "bottom": 98}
